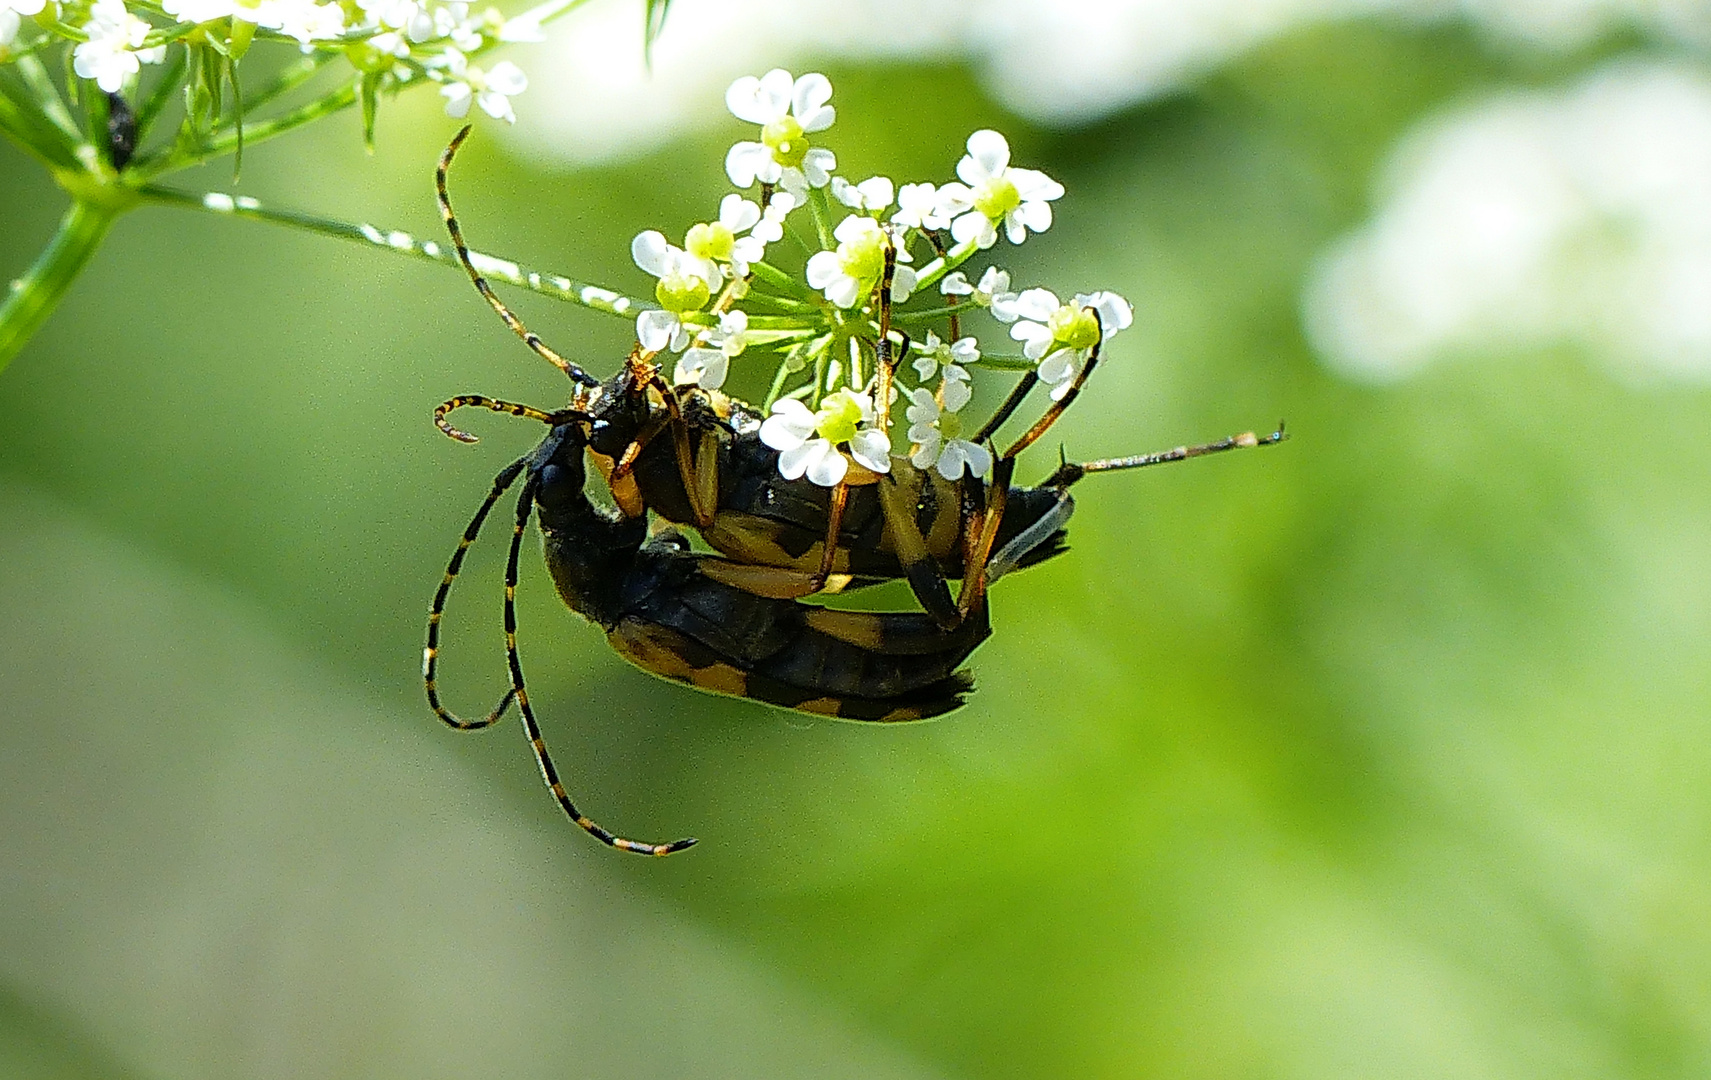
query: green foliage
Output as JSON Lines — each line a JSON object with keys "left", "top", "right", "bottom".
{"left": 2, "top": 17, "right": 1709, "bottom": 1080}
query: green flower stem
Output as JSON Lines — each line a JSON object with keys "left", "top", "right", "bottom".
{"left": 908, "top": 236, "right": 980, "bottom": 294}
{"left": 131, "top": 80, "right": 355, "bottom": 182}
{"left": 13, "top": 55, "right": 85, "bottom": 151}
{"left": 138, "top": 184, "right": 653, "bottom": 318}
{"left": 892, "top": 303, "right": 968, "bottom": 325}
{"left": 0, "top": 80, "right": 82, "bottom": 170}
{"left": 967, "top": 353, "right": 1037, "bottom": 371}
{"left": 132, "top": 44, "right": 189, "bottom": 145}
{"left": 806, "top": 184, "right": 836, "bottom": 250}
{"left": 749, "top": 259, "right": 820, "bottom": 303}
{"left": 0, "top": 199, "right": 120, "bottom": 374}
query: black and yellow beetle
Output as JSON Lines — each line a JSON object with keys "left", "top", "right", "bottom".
{"left": 425, "top": 129, "right": 1284, "bottom": 853}
{"left": 425, "top": 410, "right": 992, "bottom": 855}
{"left": 433, "top": 127, "right": 1283, "bottom": 629}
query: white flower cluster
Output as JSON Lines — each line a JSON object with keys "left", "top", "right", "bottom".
{"left": 5, "top": 0, "right": 543, "bottom": 131}
{"left": 629, "top": 70, "right": 1134, "bottom": 488}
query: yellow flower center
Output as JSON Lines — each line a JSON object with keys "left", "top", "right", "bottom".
{"left": 655, "top": 272, "right": 709, "bottom": 315}
{"left": 762, "top": 115, "right": 807, "bottom": 168}
{"left": 972, "top": 176, "right": 1021, "bottom": 221}
{"left": 838, "top": 228, "right": 885, "bottom": 289}
{"left": 938, "top": 410, "right": 963, "bottom": 441}
{"left": 685, "top": 221, "right": 735, "bottom": 263}
{"left": 814, "top": 390, "right": 863, "bottom": 445}
{"left": 1049, "top": 304, "right": 1100, "bottom": 350}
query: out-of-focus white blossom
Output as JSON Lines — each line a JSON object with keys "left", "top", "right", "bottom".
{"left": 73, "top": 0, "right": 166, "bottom": 94}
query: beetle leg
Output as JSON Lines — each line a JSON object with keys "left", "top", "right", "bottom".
{"left": 698, "top": 558, "right": 856, "bottom": 599}
{"left": 955, "top": 456, "right": 1015, "bottom": 618}
{"left": 999, "top": 316, "right": 1106, "bottom": 461}
{"left": 609, "top": 410, "right": 674, "bottom": 484}
{"left": 425, "top": 454, "right": 528, "bottom": 730}
{"left": 645, "top": 374, "right": 720, "bottom": 529}
{"left": 807, "top": 479, "right": 850, "bottom": 592}
{"left": 875, "top": 469, "right": 960, "bottom": 629}
{"left": 501, "top": 469, "right": 697, "bottom": 857}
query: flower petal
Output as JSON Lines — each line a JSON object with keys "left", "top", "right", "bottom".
{"left": 802, "top": 147, "right": 836, "bottom": 187}
{"left": 848, "top": 429, "right": 892, "bottom": 474}
{"left": 724, "top": 141, "right": 771, "bottom": 188}
{"left": 1012, "top": 288, "right": 1061, "bottom": 321}
{"left": 958, "top": 129, "right": 1010, "bottom": 185}
{"left": 940, "top": 376, "right": 972, "bottom": 413}
{"left": 1009, "top": 167, "right": 1064, "bottom": 203}
{"left": 636, "top": 309, "right": 679, "bottom": 352}
{"left": 803, "top": 441, "right": 849, "bottom": 487}
{"left": 792, "top": 72, "right": 834, "bottom": 131}
{"left": 631, "top": 230, "right": 671, "bottom": 277}
{"left": 760, "top": 399, "right": 816, "bottom": 451}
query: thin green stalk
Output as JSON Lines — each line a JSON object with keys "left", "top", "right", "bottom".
{"left": 13, "top": 55, "right": 85, "bottom": 150}
{"left": 806, "top": 184, "right": 835, "bottom": 250}
{"left": 138, "top": 184, "right": 652, "bottom": 318}
{"left": 892, "top": 303, "right": 967, "bottom": 325}
{"left": 131, "top": 80, "right": 354, "bottom": 181}
{"left": 132, "top": 43, "right": 189, "bottom": 145}
{"left": 908, "top": 236, "right": 979, "bottom": 294}
{"left": 0, "top": 79, "right": 82, "bottom": 170}
{"left": 750, "top": 259, "right": 819, "bottom": 303}
{"left": 0, "top": 200, "right": 120, "bottom": 374}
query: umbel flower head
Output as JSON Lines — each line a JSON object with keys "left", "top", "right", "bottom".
{"left": 611, "top": 69, "right": 1129, "bottom": 487}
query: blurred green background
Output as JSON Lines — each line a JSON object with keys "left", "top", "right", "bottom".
{"left": 5, "top": 7, "right": 1711, "bottom": 1079}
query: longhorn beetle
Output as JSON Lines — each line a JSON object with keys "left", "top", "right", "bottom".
{"left": 432, "top": 127, "right": 1285, "bottom": 628}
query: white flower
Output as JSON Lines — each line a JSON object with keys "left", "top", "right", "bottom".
{"left": 682, "top": 193, "right": 771, "bottom": 280}
{"left": 254, "top": 0, "right": 346, "bottom": 46}
{"left": 909, "top": 331, "right": 978, "bottom": 383}
{"left": 432, "top": 1, "right": 486, "bottom": 50}
{"left": 749, "top": 191, "right": 795, "bottom": 244}
{"left": 3, "top": 0, "right": 45, "bottom": 17}
{"left": 73, "top": 0, "right": 166, "bottom": 94}
{"left": 906, "top": 380, "right": 992, "bottom": 481}
{"left": 0, "top": 9, "right": 20, "bottom": 45}
{"left": 937, "top": 130, "right": 1065, "bottom": 249}
{"left": 832, "top": 175, "right": 894, "bottom": 213}
{"left": 159, "top": 0, "right": 238, "bottom": 23}
{"left": 437, "top": 49, "right": 526, "bottom": 122}
{"left": 1008, "top": 289, "right": 1134, "bottom": 400}
{"left": 893, "top": 182, "right": 953, "bottom": 231}
{"left": 632, "top": 230, "right": 718, "bottom": 352}
{"left": 673, "top": 310, "right": 748, "bottom": 390}
{"left": 942, "top": 266, "right": 1021, "bottom": 320}
{"left": 724, "top": 69, "right": 837, "bottom": 196}
{"left": 759, "top": 391, "right": 891, "bottom": 487}
{"left": 357, "top": 0, "right": 433, "bottom": 39}
{"left": 805, "top": 215, "right": 917, "bottom": 309}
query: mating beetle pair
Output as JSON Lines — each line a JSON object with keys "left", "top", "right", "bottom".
{"left": 424, "top": 127, "right": 1284, "bottom": 854}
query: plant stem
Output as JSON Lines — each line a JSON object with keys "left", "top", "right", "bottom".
{"left": 0, "top": 199, "right": 119, "bottom": 374}
{"left": 138, "top": 184, "right": 652, "bottom": 318}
